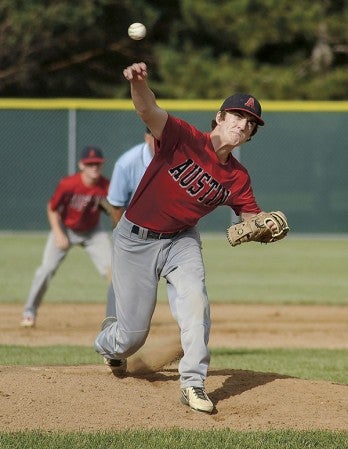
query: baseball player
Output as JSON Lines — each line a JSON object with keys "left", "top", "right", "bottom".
{"left": 20, "top": 146, "right": 114, "bottom": 327}
{"left": 94, "top": 62, "right": 288, "bottom": 414}
{"left": 107, "top": 128, "right": 155, "bottom": 228}
{"left": 105, "top": 128, "right": 155, "bottom": 316}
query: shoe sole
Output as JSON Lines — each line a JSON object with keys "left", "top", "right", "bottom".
{"left": 103, "top": 357, "right": 127, "bottom": 377}
{"left": 20, "top": 321, "right": 35, "bottom": 328}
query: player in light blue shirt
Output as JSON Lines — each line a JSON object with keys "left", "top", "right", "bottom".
{"left": 107, "top": 129, "right": 154, "bottom": 227}
{"left": 105, "top": 129, "right": 154, "bottom": 315}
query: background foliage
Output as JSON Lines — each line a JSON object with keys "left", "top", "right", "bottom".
{"left": 0, "top": 0, "right": 347, "bottom": 99}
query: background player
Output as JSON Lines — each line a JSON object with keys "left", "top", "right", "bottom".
{"left": 94, "top": 61, "right": 277, "bottom": 414}
{"left": 107, "top": 128, "right": 155, "bottom": 228}
{"left": 105, "top": 128, "right": 155, "bottom": 316}
{"left": 21, "top": 146, "right": 114, "bottom": 327}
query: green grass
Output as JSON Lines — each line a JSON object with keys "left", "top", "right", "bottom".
{"left": 1, "top": 232, "right": 347, "bottom": 448}
{"left": 1, "top": 232, "right": 348, "bottom": 304}
{"left": 1, "top": 429, "right": 347, "bottom": 449}
{"left": 1, "top": 345, "right": 347, "bottom": 385}
{"left": 0, "top": 233, "right": 109, "bottom": 303}
{"left": 212, "top": 348, "right": 348, "bottom": 385}
{"left": 202, "top": 234, "right": 348, "bottom": 304}
{"left": 0, "top": 345, "right": 101, "bottom": 366}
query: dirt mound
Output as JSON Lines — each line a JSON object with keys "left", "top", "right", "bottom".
{"left": 1, "top": 303, "right": 347, "bottom": 431}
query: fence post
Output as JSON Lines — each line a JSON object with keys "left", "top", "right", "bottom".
{"left": 68, "top": 109, "right": 77, "bottom": 174}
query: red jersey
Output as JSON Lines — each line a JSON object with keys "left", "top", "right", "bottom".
{"left": 49, "top": 173, "right": 109, "bottom": 232}
{"left": 126, "top": 115, "right": 261, "bottom": 233}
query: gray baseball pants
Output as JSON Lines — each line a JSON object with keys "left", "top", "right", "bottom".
{"left": 23, "top": 226, "right": 114, "bottom": 318}
{"left": 94, "top": 215, "right": 211, "bottom": 389}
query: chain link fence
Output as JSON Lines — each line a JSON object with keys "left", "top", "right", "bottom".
{"left": 1, "top": 100, "right": 347, "bottom": 233}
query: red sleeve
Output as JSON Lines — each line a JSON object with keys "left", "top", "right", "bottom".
{"left": 227, "top": 157, "right": 261, "bottom": 216}
{"left": 155, "top": 115, "right": 197, "bottom": 156}
{"left": 49, "top": 178, "right": 70, "bottom": 211}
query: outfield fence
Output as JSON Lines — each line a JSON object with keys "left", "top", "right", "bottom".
{"left": 1, "top": 99, "right": 347, "bottom": 232}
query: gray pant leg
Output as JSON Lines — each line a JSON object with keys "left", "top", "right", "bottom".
{"left": 83, "top": 228, "right": 111, "bottom": 278}
{"left": 164, "top": 229, "right": 210, "bottom": 389}
{"left": 95, "top": 216, "right": 210, "bottom": 389}
{"left": 94, "top": 217, "right": 161, "bottom": 359}
{"left": 105, "top": 283, "right": 116, "bottom": 316}
{"left": 83, "top": 228, "right": 114, "bottom": 316}
{"left": 23, "top": 232, "right": 68, "bottom": 317}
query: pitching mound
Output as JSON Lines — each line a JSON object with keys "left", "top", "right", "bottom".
{"left": 1, "top": 303, "right": 347, "bottom": 431}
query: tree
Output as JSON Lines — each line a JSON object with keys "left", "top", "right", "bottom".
{"left": 152, "top": 0, "right": 348, "bottom": 99}
{"left": 0, "top": 0, "right": 346, "bottom": 99}
{"left": 0, "top": 0, "right": 158, "bottom": 97}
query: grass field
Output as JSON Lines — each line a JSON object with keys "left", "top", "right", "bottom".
{"left": 1, "top": 345, "right": 347, "bottom": 384}
{"left": 1, "top": 232, "right": 348, "bottom": 305}
{"left": 1, "top": 233, "right": 347, "bottom": 448}
{"left": 1, "top": 429, "right": 347, "bottom": 449}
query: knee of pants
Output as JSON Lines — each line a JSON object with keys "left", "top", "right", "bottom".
{"left": 116, "top": 329, "right": 149, "bottom": 358}
{"left": 95, "top": 328, "right": 148, "bottom": 359}
{"left": 186, "top": 280, "right": 209, "bottom": 309}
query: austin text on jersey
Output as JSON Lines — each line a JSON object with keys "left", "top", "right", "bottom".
{"left": 168, "top": 158, "right": 231, "bottom": 207}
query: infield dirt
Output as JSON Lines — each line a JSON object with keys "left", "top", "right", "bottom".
{"left": 1, "top": 303, "right": 347, "bottom": 431}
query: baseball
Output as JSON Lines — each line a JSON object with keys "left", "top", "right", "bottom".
{"left": 128, "top": 22, "right": 147, "bottom": 40}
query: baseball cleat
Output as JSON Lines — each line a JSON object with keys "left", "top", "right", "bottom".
{"left": 103, "top": 357, "right": 127, "bottom": 376}
{"left": 181, "top": 386, "right": 214, "bottom": 413}
{"left": 100, "top": 316, "right": 127, "bottom": 376}
{"left": 20, "top": 316, "right": 36, "bottom": 328}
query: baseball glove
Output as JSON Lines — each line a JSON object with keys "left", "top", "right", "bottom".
{"left": 226, "top": 211, "right": 290, "bottom": 247}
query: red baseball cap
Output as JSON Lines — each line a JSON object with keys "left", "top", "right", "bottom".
{"left": 80, "top": 146, "right": 105, "bottom": 164}
{"left": 220, "top": 93, "right": 265, "bottom": 126}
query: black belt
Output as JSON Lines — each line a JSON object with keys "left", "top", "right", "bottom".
{"left": 131, "top": 225, "right": 179, "bottom": 240}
